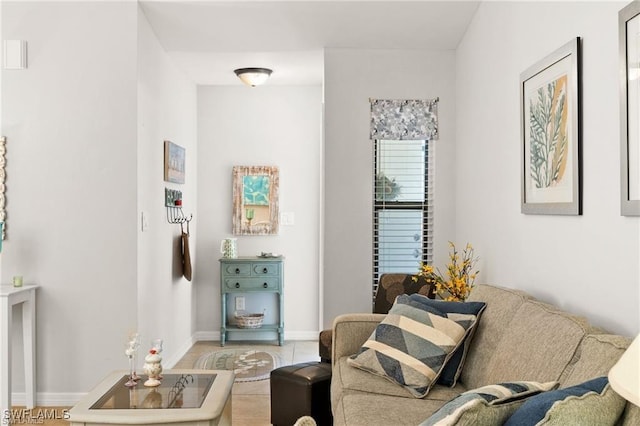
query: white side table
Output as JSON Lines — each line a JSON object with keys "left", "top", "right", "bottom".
{"left": 1, "top": 284, "right": 38, "bottom": 418}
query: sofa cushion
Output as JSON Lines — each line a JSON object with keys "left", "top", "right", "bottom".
{"left": 408, "top": 294, "right": 487, "bottom": 387}
{"left": 347, "top": 294, "right": 476, "bottom": 398}
{"left": 462, "top": 285, "right": 531, "bottom": 389}
{"left": 559, "top": 334, "right": 631, "bottom": 387}
{"left": 475, "top": 300, "right": 588, "bottom": 387}
{"left": 504, "top": 377, "right": 626, "bottom": 426}
{"left": 333, "top": 391, "right": 463, "bottom": 426}
{"left": 620, "top": 404, "right": 640, "bottom": 426}
{"left": 420, "top": 381, "right": 558, "bottom": 426}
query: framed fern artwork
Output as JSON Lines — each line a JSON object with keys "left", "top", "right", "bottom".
{"left": 520, "top": 37, "right": 581, "bottom": 215}
{"left": 620, "top": 1, "right": 640, "bottom": 216}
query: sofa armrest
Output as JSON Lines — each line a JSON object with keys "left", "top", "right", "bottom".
{"left": 331, "top": 313, "right": 386, "bottom": 365}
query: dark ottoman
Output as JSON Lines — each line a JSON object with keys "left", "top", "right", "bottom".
{"left": 270, "top": 361, "right": 333, "bottom": 426}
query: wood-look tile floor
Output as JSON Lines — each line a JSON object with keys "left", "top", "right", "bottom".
{"left": 15, "top": 340, "right": 319, "bottom": 426}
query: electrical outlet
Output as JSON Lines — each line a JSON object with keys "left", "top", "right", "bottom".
{"left": 235, "top": 296, "right": 245, "bottom": 311}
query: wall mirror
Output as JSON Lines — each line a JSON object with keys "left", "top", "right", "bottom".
{"left": 232, "top": 166, "right": 279, "bottom": 235}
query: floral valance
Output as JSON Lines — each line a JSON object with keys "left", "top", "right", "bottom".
{"left": 369, "top": 98, "right": 439, "bottom": 140}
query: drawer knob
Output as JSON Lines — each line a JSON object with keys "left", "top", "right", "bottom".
{"left": 262, "top": 267, "right": 268, "bottom": 273}
{"left": 235, "top": 283, "right": 240, "bottom": 288}
{"left": 263, "top": 282, "right": 268, "bottom": 288}
{"left": 235, "top": 268, "right": 240, "bottom": 274}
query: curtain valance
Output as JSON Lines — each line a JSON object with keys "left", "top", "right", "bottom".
{"left": 369, "top": 98, "right": 439, "bottom": 140}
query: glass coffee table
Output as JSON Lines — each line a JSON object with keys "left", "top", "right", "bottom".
{"left": 69, "top": 369, "right": 234, "bottom": 425}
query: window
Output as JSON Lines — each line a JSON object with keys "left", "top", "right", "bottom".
{"left": 368, "top": 97, "right": 439, "bottom": 304}
{"left": 373, "top": 139, "right": 434, "bottom": 300}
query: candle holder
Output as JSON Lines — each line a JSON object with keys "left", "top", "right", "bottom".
{"left": 245, "top": 208, "right": 254, "bottom": 226}
{"left": 124, "top": 333, "right": 141, "bottom": 387}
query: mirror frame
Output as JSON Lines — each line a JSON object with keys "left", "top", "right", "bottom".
{"left": 232, "top": 165, "right": 279, "bottom": 235}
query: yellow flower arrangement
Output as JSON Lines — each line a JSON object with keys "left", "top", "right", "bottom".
{"left": 413, "top": 242, "right": 479, "bottom": 302}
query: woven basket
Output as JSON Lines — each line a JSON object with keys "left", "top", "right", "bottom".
{"left": 235, "top": 311, "right": 264, "bottom": 329}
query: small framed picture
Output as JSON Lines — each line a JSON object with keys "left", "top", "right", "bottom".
{"left": 520, "top": 38, "right": 581, "bottom": 215}
{"left": 164, "top": 140, "right": 185, "bottom": 184}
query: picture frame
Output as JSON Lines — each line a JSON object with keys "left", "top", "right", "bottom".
{"left": 232, "top": 166, "right": 279, "bottom": 235}
{"left": 164, "top": 140, "right": 185, "bottom": 184}
{"left": 620, "top": 1, "right": 640, "bottom": 216}
{"left": 0, "top": 136, "right": 6, "bottom": 241}
{"left": 520, "top": 37, "right": 582, "bottom": 215}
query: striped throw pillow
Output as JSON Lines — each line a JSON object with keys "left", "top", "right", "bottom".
{"left": 408, "top": 294, "right": 487, "bottom": 386}
{"left": 421, "top": 381, "right": 559, "bottom": 426}
{"left": 347, "top": 294, "right": 477, "bottom": 398}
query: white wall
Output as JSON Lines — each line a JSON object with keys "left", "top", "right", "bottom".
{"left": 322, "top": 48, "right": 457, "bottom": 328}
{"left": 137, "top": 8, "right": 198, "bottom": 367}
{"left": 196, "top": 85, "right": 322, "bottom": 340}
{"left": 2, "top": 1, "right": 138, "bottom": 399}
{"left": 456, "top": 1, "right": 640, "bottom": 336}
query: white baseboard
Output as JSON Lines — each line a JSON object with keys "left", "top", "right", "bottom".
{"left": 284, "top": 331, "right": 319, "bottom": 340}
{"left": 163, "top": 334, "right": 197, "bottom": 369}
{"left": 193, "top": 331, "right": 218, "bottom": 341}
{"left": 192, "top": 330, "right": 319, "bottom": 342}
{"left": 10, "top": 392, "right": 85, "bottom": 407}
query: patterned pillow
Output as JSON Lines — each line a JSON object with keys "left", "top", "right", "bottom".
{"left": 420, "top": 381, "right": 558, "bottom": 426}
{"left": 347, "top": 294, "right": 477, "bottom": 398}
{"left": 504, "top": 377, "right": 626, "bottom": 425}
{"left": 408, "top": 294, "right": 487, "bottom": 386}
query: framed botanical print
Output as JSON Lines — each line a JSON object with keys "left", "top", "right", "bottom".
{"left": 620, "top": 1, "right": 640, "bottom": 216}
{"left": 232, "top": 166, "right": 279, "bottom": 235}
{"left": 520, "top": 37, "right": 582, "bottom": 215}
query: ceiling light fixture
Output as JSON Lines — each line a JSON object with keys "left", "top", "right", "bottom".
{"left": 233, "top": 67, "right": 273, "bottom": 87}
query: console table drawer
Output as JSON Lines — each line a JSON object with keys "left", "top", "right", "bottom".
{"left": 253, "top": 264, "right": 279, "bottom": 275}
{"left": 224, "top": 278, "right": 280, "bottom": 290}
{"left": 222, "top": 263, "right": 252, "bottom": 276}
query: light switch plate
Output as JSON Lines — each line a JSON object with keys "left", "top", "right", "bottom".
{"left": 4, "top": 40, "right": 27, "bottom": 70}
{"left": 141, "top": 212, "right": 149, "bottom": 231}
{"left": 281, "top": 212, "right": 295, "bottom": 226}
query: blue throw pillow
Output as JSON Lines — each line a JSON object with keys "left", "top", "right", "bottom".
{"left": 408, "top": 294, "right": 487, "bottom": 386}
{"left": 504, "top": 376, "right": 626, "bottom": 425}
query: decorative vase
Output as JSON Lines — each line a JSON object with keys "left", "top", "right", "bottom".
{"left": 143, "top": 352, "right": 163, "bottom": 387}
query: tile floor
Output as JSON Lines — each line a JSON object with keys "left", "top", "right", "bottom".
{"left": 173, "top": 340, "right": 321, "bottom": 426}
{"left": 18, "top": 339, "right": 320, "bottom": 426}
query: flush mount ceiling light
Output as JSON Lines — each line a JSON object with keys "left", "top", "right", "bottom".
{"left": 234, "top": 67, "right": 273, "bottom": 87}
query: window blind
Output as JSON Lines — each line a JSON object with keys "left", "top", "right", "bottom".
{"left": 372, "top": 139, "right": 434, "bottom": 299}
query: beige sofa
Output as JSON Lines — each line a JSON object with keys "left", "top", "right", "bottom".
{"left": 330, "top": 284, "right": 640, "bottom": 425}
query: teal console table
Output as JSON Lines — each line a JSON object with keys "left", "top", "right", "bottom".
{"left": 219, "top": 256, "right": 284, "bottom": 346}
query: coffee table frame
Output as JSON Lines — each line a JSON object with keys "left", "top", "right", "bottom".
{"left": 69, "top": 369, "right": 233, "bottom": 425}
